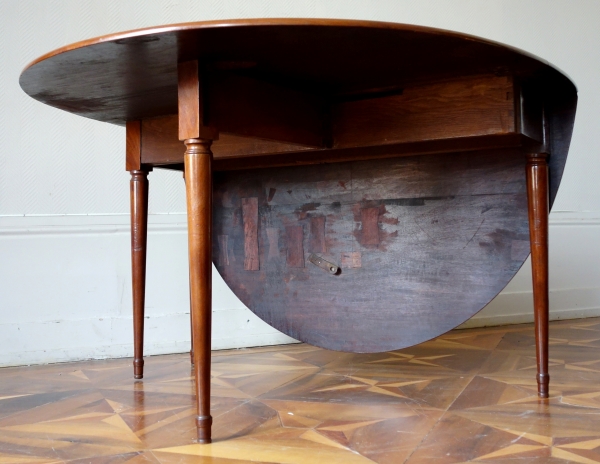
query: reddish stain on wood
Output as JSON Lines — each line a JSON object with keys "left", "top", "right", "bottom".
{"left": 360, "top": 207, "right": 380, "bottom": 246}
{"left": 266, "top": 228, "right": 280, "bottom": 259}
{"left": 242, "top": 197, "right": 259, "bottom": 270}
{"left": 218, "top": 235, "right": 229, "bottom": 266}
{"left": 286, "top": 225, "right": 305, "bottom": 268}
{"left": 341, "top": 252, "right": 362, "bottom": 268}
{"left": 309, "top": 217, "right": 326, "bottom": 253}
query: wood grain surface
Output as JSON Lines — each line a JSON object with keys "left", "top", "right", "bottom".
{"left": 332, "top": 74, "right": 516, "bottom": 148}
{"left": 213, "top": 149, "right": 531, "bottom": 352}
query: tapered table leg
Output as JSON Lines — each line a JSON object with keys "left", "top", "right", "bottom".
{"left": 184, "top": 138, "right": 213, "bottom": 443}
{"left": 526, "top": 153, "right": 550, "bottom": 398}
{"left": 130, "top": 170, "right": 149, "bottom": 379}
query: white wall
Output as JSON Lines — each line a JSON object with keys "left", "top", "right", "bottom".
{"left": 1, "top": 0, "right": 600, "bottom": 366}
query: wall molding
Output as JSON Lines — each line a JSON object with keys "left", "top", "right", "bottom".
{"left": 0, "top": 213, "right": 187, "bottom": 236}
{"left": 549, "top": 211, "right": 600, "bottom": 226}
{"left": 1, "top": 210, "right": 599, "bottom": 234}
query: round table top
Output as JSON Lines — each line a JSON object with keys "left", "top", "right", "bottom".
{"left": 19, "top": 18, "right": 569, "bottom": 126}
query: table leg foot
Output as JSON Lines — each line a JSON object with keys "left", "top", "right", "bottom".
{"left": 133, "top": 358, "right": 144, "bottom": 380}
{"left": 537, "top": 373, "right": 550, "bottom": 398}
{"left": 196, "top": 415, "right": 213, "bottom": 443}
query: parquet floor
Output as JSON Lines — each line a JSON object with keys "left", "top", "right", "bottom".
{"left": 1, "top": 318, "right": 600, "bottom": 463}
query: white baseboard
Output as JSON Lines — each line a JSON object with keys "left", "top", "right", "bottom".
{"left": 0, "top": 309, "right": 298, "bottom": 368}
{"left": 458, "top": 287, "right": 600, "bottom": 329}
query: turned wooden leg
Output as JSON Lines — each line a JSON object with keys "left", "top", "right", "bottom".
{"left": 184, "top": 138, "right": 213, "bottom": 443}
{"left": 526, "top": 153, "right": 550, "bottom": 398}
{"left": 130, "top": 170, "right": 149, "bottom": 380}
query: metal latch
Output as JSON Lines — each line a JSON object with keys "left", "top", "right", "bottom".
{"left": 308, "top": 254, "right": 339, "bottom": 275}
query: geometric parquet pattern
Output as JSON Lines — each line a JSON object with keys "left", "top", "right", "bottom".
{"left": 1, "top": 318, "right": 600, "bottom": 463}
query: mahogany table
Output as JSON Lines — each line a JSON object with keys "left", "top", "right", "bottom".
{"left": 19, "top": 19, "right": 577, "bottom": 443}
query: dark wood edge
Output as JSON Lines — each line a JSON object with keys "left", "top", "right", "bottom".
{"left": 21, "top": 19, "right": 570, "bottom": 85}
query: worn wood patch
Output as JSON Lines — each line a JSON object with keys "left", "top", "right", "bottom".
{"left": 242, "top": 197, "right": 259, "bottom": 271}
{"left": 266, "top": 228, "right": 280, "bottom": 260}
{"left": 218, "top": 235, "right": 229, "bottom": 266}
{"left": 309, "top": 217, "right": 326, "bottom": 253}
{"left": 213, "top": 149, "right": 530, "bottom": 353}
{"left": 341, "top": 252, "right": 362, "bottom": 269}
{"left": 286, "top": 226, "right": 305, "bottom": 268}
{"left": 360, "top": 208, "right": 380, "bottom": 246}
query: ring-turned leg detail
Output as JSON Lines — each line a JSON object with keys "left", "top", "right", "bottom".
{"left": 130, "top": 169, "right": 149, "bottom": 380}
{"left": 184, "top": 138, "right": 213, "bottom": 443}
{"left": 526, "top": 153, "right": 550, "bottom": 398}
